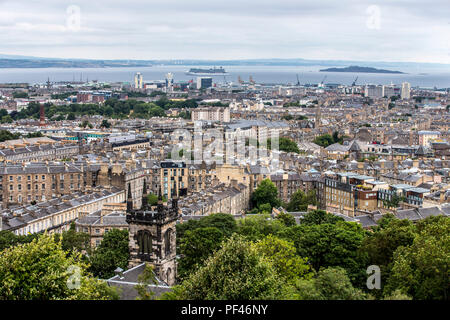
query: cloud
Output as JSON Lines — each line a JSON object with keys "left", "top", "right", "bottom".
{"left": 0, "top": 0, "right": 448, "bottom": 63}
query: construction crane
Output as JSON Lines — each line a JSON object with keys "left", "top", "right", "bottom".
{"left": 352, "top": 76, "right": 358, "bottom": 86}
{"left": 238, "top": 76, "right": 244, "bottom": 84}
{"left": 249, "top": 76, "right": 255, "bottom": 85}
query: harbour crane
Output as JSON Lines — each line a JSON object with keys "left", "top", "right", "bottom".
{"left": 352, "top": 76, "right": 358, "bottom": 86}
{"left": 318, "top": 75, "right": 327, "bottom": 88}
{"left": 296, "top": 74, "right": 300, "bottom": 86}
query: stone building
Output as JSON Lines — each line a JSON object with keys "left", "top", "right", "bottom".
{"left": 0, "top": 160, "right": 145, "bottom": 209}
{"left": 178, "top": 180, "right": 249, "bottom": 216}
{"left": 0, "top": 142, "right": 79, "bottom": 162}
{"left": 126, "top": 187, "right": 179, "bottom": 286}
{"left": 0, "top": 187, "right": 125, "bottom": 235}
{"left": 75, "top": 202, "right": 128, "bottom": 247}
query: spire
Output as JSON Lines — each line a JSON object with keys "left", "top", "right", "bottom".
{"left": 127, "top": 183, "right": 133, "bottom": 212}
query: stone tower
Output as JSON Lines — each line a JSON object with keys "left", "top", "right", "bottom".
{"left": 126, "top": 187, "right": 179, "bottom": 286}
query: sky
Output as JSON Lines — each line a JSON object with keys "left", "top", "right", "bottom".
{"left": 0, "top": 0, "right": 449, "bottom": 63}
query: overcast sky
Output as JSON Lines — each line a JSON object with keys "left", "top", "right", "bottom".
{"left": 0, "top": 0, "right": 449, "bottom": 63}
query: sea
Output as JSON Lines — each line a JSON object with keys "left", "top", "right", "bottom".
{"left": 0, "top": 65, "right": 449, "bottom": 88}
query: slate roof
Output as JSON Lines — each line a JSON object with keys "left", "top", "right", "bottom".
{"left": 106, "top": 263, "right": 172, "bottom": 300}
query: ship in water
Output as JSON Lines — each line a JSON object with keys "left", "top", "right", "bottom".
{"left": 185, "top": 66, "right": 228, "bottom": 76}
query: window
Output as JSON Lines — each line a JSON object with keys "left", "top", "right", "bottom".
{"left": 42, "top": 175, "right": 45, "bottom": 180}
{"left": 18, "top": 184, "right": 21, "bottom": 191}
{"left": 164, "top": 229, "right": 172, "bottom": 256}
{"left": 95, "top": 229, "right": 100, "bottom": 234}
{"left": 137, "top": 230, "right": 152, "bottom": 255}
{"left": 17, "top": 176, "right": 21, "bottom": 181}
{"left": 42, "top": 184, "right": 45, "bottom": 190}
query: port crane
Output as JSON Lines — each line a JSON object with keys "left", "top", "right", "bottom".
{"left": 318, "top": 75, "right": 327, "bottom": 88}
{"left": 352, "top": 76, "right": 358, "bottom": 86}
{"left": 296, "top": 74, "right": 301, "bottom": 86}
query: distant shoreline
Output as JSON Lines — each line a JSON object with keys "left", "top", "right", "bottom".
{"left": 319, "top": 66, "right": 405, "bottom": 74}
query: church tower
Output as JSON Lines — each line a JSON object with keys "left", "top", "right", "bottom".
{"left": 126, "top": 187, "right": 179, "bottom": 286}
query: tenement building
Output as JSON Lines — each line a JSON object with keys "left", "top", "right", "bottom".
{"left": 0, "top": 187, "right": 125, "bottom": 235}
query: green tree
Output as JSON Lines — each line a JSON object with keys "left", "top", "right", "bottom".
{"left": 275, "top": 212, "right": 296, "bottom": 227}
{"left": 293, "top": 267, "right": 366, "bottom": 300}
{"left": 251, "top": 179, "right": 281, "bottom": 209}
{"left": 267, "top": 137, "right": 300, "bottom": 154}
{"left": 88, "top": 229, "right": 129, "bottom": 279}
{"left": 80, "top": 120, "right": 91, "bottom": 128}
{"left": 278, "top": 221, "right": 368, "bottom": 285}
{"left": 313, "top": 131, "right": 344, "bottom": 147}
{"left": 0, "top": 230, "right": 39, "bottom": 251}
{"left": 12, "top": 91, "right": 28, "bottom": 98}
{"left": 299, "top": 209, "right": 344, "bottom": 226}
{"left": 258, "top": 203, "right": 272, "bottom": 214}
{"left": 0, "top": 130, "right": 20, "bottom": 142}
{"left": 100, "top": 120, "right": 111, "bottom": 128}
{"left": 67, "top": 113, "right": 76, "bottom": 120}
{"left": 178, "top": 227, "right": 225, "bottom": 281}
{"left": 146, "top": 193, "right": 167, "bottom": 206}
{"left": 253, "top": 235, "right": 313, "bottom": 284}
{"left": 1, "top": 115, "right": 13, "bottom": 123}
{"left": 54, "top": 222, "right": 91, "bottom": 254}
{"left": 176, "top": 235, "right": 286, "bottom": 299}
{"left": 0, "top": 235, "right": 118, "bottom": 300}
{"left": 384, "top": 216, "right": 449, "bottom": 300}
{"left": 286, "top": 190, "right": 317, "bottom": 212}
{"left": 237, "top": 214, "right": 286, "bottom": 242}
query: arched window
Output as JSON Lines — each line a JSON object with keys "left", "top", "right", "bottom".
{"left": 137, "top": 230, "right": 152, "bottom": 255}
{"left": 164, "top": 229, "right": 172, "bottom": 256}
{"left": 166, "top": 268, "right": 172, "bottom": 284}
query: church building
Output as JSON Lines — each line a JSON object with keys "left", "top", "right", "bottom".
{"left": 125, "top": 180, "right": 179, "bottom": 286}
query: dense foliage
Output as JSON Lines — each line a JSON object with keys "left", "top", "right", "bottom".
{"left": 267, "top": 137, "right": 300, "bottom": 154}
{"left": 250, "top": 178, "right": 281, "bottom": 210}
{"left": 313, "top": 131, "right": 344, "bottom": 147}
{"left": 172, "top": 208, "right": 448, "bottom": 300}
{"left": 0, "top": 235, "right": 119, "bottom": 300}
{"left": 88, "top": 229, "right": 130, "bottom": 279}
{"left": 9, "top": 97, "right": 199, "bottom": 121}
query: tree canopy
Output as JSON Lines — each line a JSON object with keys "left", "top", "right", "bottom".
{"left": 0, "top": 234, "right": 118, "bottom": 300}
{"left": 250, "top": 178, "right": 281, "bottom": 210}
